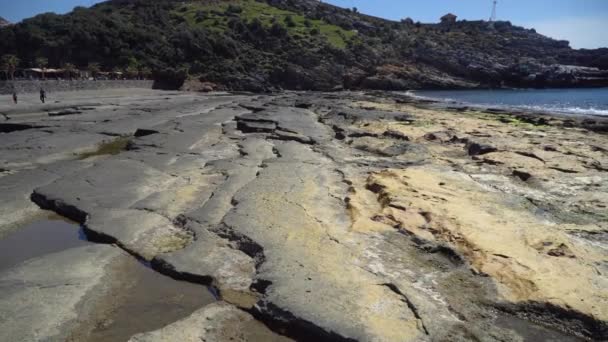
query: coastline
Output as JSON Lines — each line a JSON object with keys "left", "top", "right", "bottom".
{"left": 0, "top": 79, "right": 154, "bottom": 95}
{"left": 0, "top": 89, "right": 606, "bottom": 341}
{"left": 405, "top": 88, "right": 608, "bottom": 116}
{"left": 2, "top": 0, "right": 608, "bottom": 338}
{"left": 392, "top": 89, "right": 608, "bottom": 134}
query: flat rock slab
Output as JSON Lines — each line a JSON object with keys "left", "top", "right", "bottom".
{"left": 155, "top": 227, "right": 257, "bottom": 308}
{"left": 237, "top": 119, "right": 277, "bottom": 133}
{"left": 86, "top": 209, "right": 193, "bottom": 260}
{"left": 0, "top": 245, "right": 123, "bottom": 342}
{"left": 2, "top": 90, "right": 606, "bottom": 341}
{"left": 222, "top": 141, "right": 426, "bottom": 341}
{"left": 236, "top": 108, "right": 332, "bottom": 142}
{"left": 0, "top": 129, "right": 109, "bottom": 169}
{"left": 33, "top": 158, "right": 177, "bottom": 217}
{"left": 0, "top": 161, "right": 90, "bottom": 236}
{"left": 129, "top": 302, "right": 292, "bottom": 342}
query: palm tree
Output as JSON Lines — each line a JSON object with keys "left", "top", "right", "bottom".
{"left": 1, "top": 54, "right": 20, "bottom": 81}
{"left": 35, "top": 57, "right": 49, "bottom": 79}
{"left": 87, "top": 62, "right": 101, "bottom": 79}
{"left": 63, "top": 63, "right": 77, "bottom": 80}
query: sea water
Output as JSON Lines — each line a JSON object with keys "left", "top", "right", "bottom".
{"left": 411, "top": 88, "right": 608, "bottom": 116}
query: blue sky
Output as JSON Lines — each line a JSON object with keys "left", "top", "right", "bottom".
{"left": 1, "top": 0, "right": 607, "bottom": 48}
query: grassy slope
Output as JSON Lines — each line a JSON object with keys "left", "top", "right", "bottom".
{"left": 174, "top": 0, "right": 356, "bottom": 49}
{"left": 2, "top": 0, "right": 603, "bottom": 90}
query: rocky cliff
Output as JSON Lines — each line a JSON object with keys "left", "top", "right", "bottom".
{"left": 0, "top": 0, "right": 606, "bottom": 90}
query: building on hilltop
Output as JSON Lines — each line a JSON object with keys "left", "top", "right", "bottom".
{"left": 440, "top": 13, "right": 457, "bottom": 24}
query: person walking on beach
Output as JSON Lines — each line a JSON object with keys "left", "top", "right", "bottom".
{"left": 40, "top": 88, "right": 46, "bottom": 103}
{"left": 12, "top": 91, "right": 17, "bottom": 104}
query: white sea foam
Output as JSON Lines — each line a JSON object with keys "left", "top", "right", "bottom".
{"left": 405, "top": 90, "right": 608, "bottom": 116}
{"left": 517, "top": 105, "right": 608, "bottom": 116}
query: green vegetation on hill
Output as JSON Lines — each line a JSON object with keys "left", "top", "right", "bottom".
{"left": 0, "top": 0, "right": 606, "bottom": 90}
{"left": 175, "top": 0, "right": 356, "bottom": 49}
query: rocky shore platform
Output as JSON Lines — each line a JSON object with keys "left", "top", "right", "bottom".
{"left": 0, "top": 88, "right": 606, "bottom": 341}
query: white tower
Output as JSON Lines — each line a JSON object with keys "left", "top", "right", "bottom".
{"left": 489, "top": 0, "right": 497, "bottom": 22}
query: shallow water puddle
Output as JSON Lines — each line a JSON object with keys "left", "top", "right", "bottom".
{"left": 78, "top": 136, "right": 131, "bottom": 160}
{"left": 495, "top": 315, "right": 585, "bottom": 342}
{"left": 83, "top": 256, "right": 216, "bottom": 342}
{"left": 0, "top": 211, "right": 216, "bottom": 341}
{"left": 0, "top": 213, "right": 90, "bottom": 271}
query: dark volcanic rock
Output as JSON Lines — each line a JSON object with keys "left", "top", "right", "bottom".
{"left": 237, "top": 120, "right": 277, "bottom": 133}
{"left": 467, "top": 141, "right": 498, "bottom": 156}
{"left": 506, "top": 63, "right": 608, "bottom": 88}
{"left": 512, "top": 169, "right": 533, "bottom": 181}
{"left": 48, "top": 109, "right": 82, "bottom": 117}
{"left": 0, "top": 123, "right": 42, "bottom": 133}
{"left": 383, "top": 130, "right": 410, "bottom": 141}
{"left": 424, "top": 131, "right": 466, "bottom": 144}
{"left": 270, "top": 130, "right": 315, "bottom": 145}
{"left": 235, "top": 113, "right": 278, "bottom": 133}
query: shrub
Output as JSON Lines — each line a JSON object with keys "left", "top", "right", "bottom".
{"left": 248, "top": 18, "right": 264, "bottom": 33}
{"left": 284, "top": 15, "right": 296, "bottom": 28}
{"left": 226, "top": 4, "right": 243, "bottom": 14}
{"left": 270, "top": 22, "right": 287, "bottom": 37}
{"left": 195, "top": 10, "right": 207, "bottom": 22}
{"left": 152, "top": 67, "right": 188, "bottom": 90}
{"left": 228, "top": 17, "right": 247, "bottom": 33}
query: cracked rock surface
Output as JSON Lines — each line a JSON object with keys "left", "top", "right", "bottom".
{"left": 129, "top": 302, "right": 291, "bottom": 342}
{"left": 0, "top": 245, "right": 123, "bottom": 342}
{"left": 0, "top": 89, "right": 607, "bottom": 341}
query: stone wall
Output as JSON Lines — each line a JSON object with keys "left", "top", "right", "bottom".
{"left": 0, "top": 80, "right": 154, "bottom": 95}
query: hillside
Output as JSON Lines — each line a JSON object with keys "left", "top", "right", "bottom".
{"left": 1, "top": 0, "right": 607, "bottom": 90}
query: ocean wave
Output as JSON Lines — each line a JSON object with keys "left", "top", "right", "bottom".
{"left": 404, "top": 91, "right": 459, "bottom": 103}
{"left": 405, "top": 90, "right": 608, "bottom": 116}
{"left": 517, "top": 105, "right": 608, "bottom": 116}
